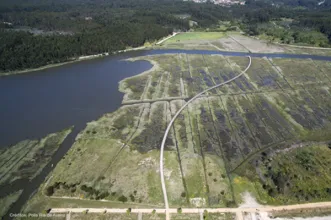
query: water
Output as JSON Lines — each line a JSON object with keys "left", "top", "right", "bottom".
{"left": 1, "top": 49, "right": 330, "bottom": 219}
{"left": 0, "top": 51, "right": 152, "bottom": 148}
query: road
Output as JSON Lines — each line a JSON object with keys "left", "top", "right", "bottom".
{"left": 50, "top": 200, "right": 331, "bottom": 214}
{"left": 156, "top": 32, "right": 178, "bottom": 45}
{"left": 159, "top": 56, "right": 252, "bottom": 220}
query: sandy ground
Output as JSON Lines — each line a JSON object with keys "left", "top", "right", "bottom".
{"left": 239, "top": 192, "right": 331, "bottom": 220}
{"left": 229, "top": 35, "right": 286, "bottom": 53}
{"left": 217, "top": 37, "right": 249, "bottom": 52}
{"left": 239, "top": 192, "right": 261, "bottom": 208}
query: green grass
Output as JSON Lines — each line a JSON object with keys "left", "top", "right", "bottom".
{"left": 23, "top": 186, "right": 162, "bottom": 215}
{"left": 165, "top": 32, "right": 225, "bottom": 44}
{"left": 251, "top": 144, "right": 331, "bottom": 204}
{"left": 271, "top": 207, "right": 331, "bottom": 218}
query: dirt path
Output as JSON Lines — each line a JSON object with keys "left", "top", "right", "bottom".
{"left": 156, "top": 33, "right": 178, "bottom": 45}
{"left": 50, "top": 201, "right": 331, "bottom": 213}
{"left": 159, "top": 56, "right": 252, "bottom": 220}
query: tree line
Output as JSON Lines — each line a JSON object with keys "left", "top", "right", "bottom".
{"left": 1, "top": 0, "right": 331, "bottom": 71}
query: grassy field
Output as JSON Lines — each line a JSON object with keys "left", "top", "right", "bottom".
{"left": 254, "top": 144, "right": 331, "bottom": 204}
{"left": 271, "top": 207, "right": 331, "bottom": 218}
{"left": 22, "top": 53, "right": 331, "bottom": 214}
{"left": 158, "top": 31, "right": 331, "bottom": 56}
{"left": 165, "top": 32, "right": 225, "bottom": 44}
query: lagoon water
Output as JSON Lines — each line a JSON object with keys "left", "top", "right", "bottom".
{"left": 0, "top": 51, "right": 152, "bottom": 148}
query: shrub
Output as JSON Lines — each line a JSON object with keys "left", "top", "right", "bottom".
{"left": 203, "top": 210, "right": 209, "bottom": 220}
{"left": 118, "top": 195, "right": 128, "bottom": 203}
{"left": 45, "top": 186, "right": 54, "bottom": 196}
{"left": 97, "top": 192, "right": 110, "bottom": 200}
{"left": 177, "top": 208, "right": 182, "bottom": 214}
{"left": 181, "top": 192, "right": 186, "bottom": 197}
{"left": 152, "top": 209, "right": 156, "bottom": 214}
{"left": 53, "top": 182, "right": 61, "bottom": 189}
{"left": 225, "top": 200, "right": 236, "bottom": 208}
{"left": 129, "top": 194, "right": 135, "bottom": 202}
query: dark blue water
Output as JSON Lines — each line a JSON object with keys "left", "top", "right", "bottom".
{"left": 0, "top": 52, "right": 152, "bottom": 148}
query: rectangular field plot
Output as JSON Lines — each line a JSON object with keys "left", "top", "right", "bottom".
{"left": 206, "top": 97, "right": 244, "bottom": 170}
{"left": 130, "top": 102, "right": 169, "bottom": 152}
{"left": 271, "top": 58, "right": 325, "bottom": 86}
{"left": 312, "top": 60, "right": 331, "bottom": 82}
{"left": 233, "top": 94, "right": 276, "bottom": 146}
{"left": 243, "top": 58, "right": 287, "bottom": 91}
{"left": 221, "top": 95, "right": 259, "bottom": 156}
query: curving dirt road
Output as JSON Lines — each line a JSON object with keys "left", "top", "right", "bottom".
{"left": 159, "top": 56, "right": 252, "bottom": 220}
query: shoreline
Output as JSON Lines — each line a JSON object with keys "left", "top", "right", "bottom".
{"left": 118, "top": 56, "right": 159, "bottom": 102}
{"left": 0, "top": 46, "right": 147, "bottom": 77}
{"left": 2, "top": 40, "right": 331, "bottom": 77}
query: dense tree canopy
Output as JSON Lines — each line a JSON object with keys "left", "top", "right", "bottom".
{"left": 1, "top": 0, "right": 331, "bottom": 71}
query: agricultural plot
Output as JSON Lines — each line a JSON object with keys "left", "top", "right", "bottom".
{"left": 270, "top": 58, "right": 326, "bottom": 86}
{"left": 159, "top": 32, "right": 331, "bottom": 57}
{"left": 157, "top": 32, "right": 225, "bottom": 51}
{"left": 284, "top": 46, "right": 331, "bottom": 56}
{"left": 229, "top": 35, "right": 286, "bottom": 53}
{"left": 25, "top": 53, "right": 331, "bottom": 215}
{"left": 215, "top": 37, "right": 249, "bottom": 52}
